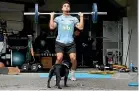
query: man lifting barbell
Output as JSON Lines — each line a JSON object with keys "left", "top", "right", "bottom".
{"left": 23, "top": 1, "right": 107, "bottom": 79}
{"left": 49, "top": 1, "right": 84, "bottom": 81}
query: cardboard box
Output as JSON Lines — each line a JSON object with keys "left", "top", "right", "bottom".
{"left": 41, "top": 57, "right": 52, "bottom": 69}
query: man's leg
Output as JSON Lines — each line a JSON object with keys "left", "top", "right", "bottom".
{"left": 54, "top": 41, "right": 64, "bottom": 80}
{"left": 55, "top": 53, "right": 63, "bottom": 64}
{"left": 55, "top": 41, "right": 64, "bottom": 64}
{"left": 67, "top": 42, "right": 77, "bottom": 81}
{"left": 69, "top": 53, "right": 77, "bottom": 81}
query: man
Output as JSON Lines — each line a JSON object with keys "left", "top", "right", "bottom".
{"left": 26, "top": 35, "right": 35, "bottom": 63}
{"left": 49, "top": 1, "right": 84, "bottom": 81}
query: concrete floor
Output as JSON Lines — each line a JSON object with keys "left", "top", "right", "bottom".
{"left": 0, "top": 69, "right": 138, "bottom": 90}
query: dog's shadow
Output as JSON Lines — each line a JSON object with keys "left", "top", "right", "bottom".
{"left": 46, "top": 84, "right": 71, "bottom": 89}
{"left": 47, "top": 79, "right": 85, "bottom": 89}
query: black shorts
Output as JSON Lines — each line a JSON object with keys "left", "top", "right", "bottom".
{"left": 55, "top": 41, "right": 76, "bottom": 54}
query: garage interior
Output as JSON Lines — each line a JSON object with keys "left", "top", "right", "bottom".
{"left": 0, "top": 0, "right": 138, "bottom": 90}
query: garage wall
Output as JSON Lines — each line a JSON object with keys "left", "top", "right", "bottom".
{"left": 103, "top": 21, "right": 122, "bottom": 65}
{"left": 103, "top": 0, "right": 137, "bottom": 67}
{"left": 0, "top": 2, "right": 24, "bottom": 54}
{"left": 27, "top": 0, "right": 65, "bottom": 38}
{"left": 0, "top": 2, "right": 24, "bottom": 34}
{"left": 123, "top": 17, "right": 129, "bottom": 67}
{"left": 39, "top": 0, "right": 65, "bottom": 11}
{"left": 138, "top": 0, "right": 139, "bottom": 68}
{"left": 126, "top": 0, "right": 137, "bottom": 67}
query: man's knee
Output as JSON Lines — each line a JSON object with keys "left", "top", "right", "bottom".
{"left": 56, "top": 53, "right": 63, "bottom": 64}
{"left": 56, "top": 56, "right": 63, "bottom": 63}
{"left": 70, "top": 56, "right": 76, "bottom": 62}
{"left": 69, "top": 53, "right": 76, "bottom": 62}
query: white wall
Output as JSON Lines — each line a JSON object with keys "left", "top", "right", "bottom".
{"left": 138, "top": 0, "right": 139, "bottom": 69}
{"left": 0, "top": 2, "right": 24, "bottom": 33}
{"left": 123, "top": 17, "right": 129, "bottom": 66}
{"left": 126, "top": 0, "right": 137, "bottom": 67}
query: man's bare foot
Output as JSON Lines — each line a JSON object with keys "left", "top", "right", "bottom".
{"left": 8, "top": 67, "right": 20, "bottom": 75}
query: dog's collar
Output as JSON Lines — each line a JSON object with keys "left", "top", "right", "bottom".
{"left": 63, "top": 63, "right": 69, "bottom": 69}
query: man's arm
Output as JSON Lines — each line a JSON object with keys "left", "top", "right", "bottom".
{"left": 75, "top": 12, "right": 84, "bottom": 30}
{"left": 29, "top": 43, "right": 34, "bottom": 57}
{"left": 49, "top": 12, "right": 57, "bottom": 30}
{"left": 30, "top": 47, "right": 34, "bottom": 57}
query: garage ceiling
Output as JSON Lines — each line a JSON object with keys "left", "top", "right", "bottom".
{"left": 0, "top": 0, "right": 33, "bottom": 4}
{"left": 0, "top": 0, "right": 46, "bottom": 5}
{"left": 12, "top": 0, "right": 46, "bottom": 4}
{"left": 115, "top": 0, "right": 127, "bottom": 7}
{"left": 11, "top": 0, "right": 33, "bottom": 3}
{"left": 0, "top": 0, "right": 127, "bottom": 7}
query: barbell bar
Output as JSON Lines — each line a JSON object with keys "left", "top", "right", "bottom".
{"left": 24, "top": 12, "right": 107, "bottom": 15}
{"left": 24, "top": 3, "right": 107, "bottom": 23}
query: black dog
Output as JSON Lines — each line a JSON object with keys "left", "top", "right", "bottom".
{"left": 47, "top": 60, "right": 72, "bottom": 89}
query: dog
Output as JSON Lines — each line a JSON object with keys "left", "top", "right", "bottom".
{"left": 47, "top": 60, "right": 72, "bottom": 89}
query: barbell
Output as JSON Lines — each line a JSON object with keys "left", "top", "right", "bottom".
{"left": 24, "top": 3, "right": 107, "bottom": 23}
